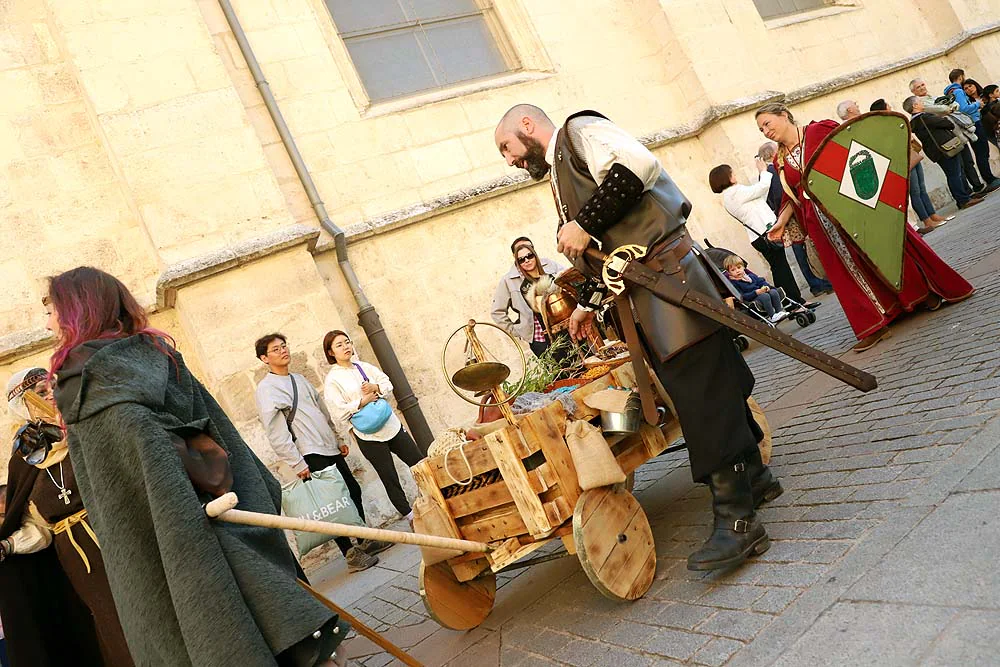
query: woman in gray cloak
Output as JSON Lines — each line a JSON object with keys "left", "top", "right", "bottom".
{"left": 46, "top": 266, "right": 348, "bottom": 667}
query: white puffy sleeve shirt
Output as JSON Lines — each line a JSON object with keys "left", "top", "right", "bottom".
{"left": 545, "top": 117, "right": 664, "bottom": 249}
{"left": 324, "top": 361, "right": 402, "bottom": 443}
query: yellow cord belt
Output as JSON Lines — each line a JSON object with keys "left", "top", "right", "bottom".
{"left": 52, "top": 509, "right": 101, "bottom": 574}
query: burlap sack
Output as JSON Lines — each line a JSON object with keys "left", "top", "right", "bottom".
{"left": 411, "top": 495, "right": 463, "bottom": 566}
{"left": 565, "top": 420, "right": 626, "bottom": 491}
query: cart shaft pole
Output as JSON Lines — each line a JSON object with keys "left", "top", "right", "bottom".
{"left": 205, "top": 493, "right": 489, "bottom": 553}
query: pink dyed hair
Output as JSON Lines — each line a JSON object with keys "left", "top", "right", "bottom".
{"left": 47, "top": 267, "right": 175, "bottom": 374}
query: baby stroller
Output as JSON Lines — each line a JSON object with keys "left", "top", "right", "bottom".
{"left": 700, "top": 243, "right": 817, "bottom": 351}
{"left": 739, "top": 286, "right": 817, "bottom": 329}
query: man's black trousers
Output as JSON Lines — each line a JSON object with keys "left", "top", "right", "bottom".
{"left": 646, "top": 328, "right": 763, "bottom": 482}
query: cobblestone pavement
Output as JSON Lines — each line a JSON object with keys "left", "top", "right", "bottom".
{"left": 310, "top": 193, "right": 1000, "bottom": 666}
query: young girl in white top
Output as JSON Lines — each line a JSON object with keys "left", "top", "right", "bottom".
{"left": 322, "top": 330, "right": 422, "bottom": 520}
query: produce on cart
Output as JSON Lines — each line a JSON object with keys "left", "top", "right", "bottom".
{"left": 411, "top": 320, "right": 771, "bottom": 630}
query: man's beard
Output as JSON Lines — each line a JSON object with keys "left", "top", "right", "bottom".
{"left": 518, "top": 132, "right": 550, "bottom": 181}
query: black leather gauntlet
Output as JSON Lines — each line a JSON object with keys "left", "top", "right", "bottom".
{"left": 575, "top": 163, "right": 645, "bottom": 237}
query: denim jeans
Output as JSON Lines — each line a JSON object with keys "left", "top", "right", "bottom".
{"left": 791, "top": 242, "right": 832, "bottom": 293}
{"left": 961, "top": 145, "right": 983, "bottom": 191}
{"left": 908, "top": 162, "right": 936, "bottom": 221}
{"left": 938, "top": 153, "right": 972, "bottom": 206}
{"left": 972, "top": 120, "right": 998, "bottom": 184}
{"left": 751, "top": 290, "right": 783, "bottom": 317}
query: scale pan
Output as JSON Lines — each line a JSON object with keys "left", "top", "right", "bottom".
{"left": 452, "top": 362, "right": 510, "bottom": 393}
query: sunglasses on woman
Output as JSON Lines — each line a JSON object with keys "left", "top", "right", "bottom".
{"left": 517, "top": 252, "right": 536, "bottom": 264}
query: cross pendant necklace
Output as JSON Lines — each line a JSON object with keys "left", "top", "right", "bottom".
{"left": 45, "top": 462, "right": 72, "bottom": 505}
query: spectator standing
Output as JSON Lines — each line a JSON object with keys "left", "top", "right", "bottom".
{"left": 758, "top": 142, "right": 833, "bottom": 296}
{"left": 323, "top": 330, "right": 423, "bottom": 522}
{"left": 910, "top": 77, "right": 988, "bottom": 197}
{"left": 708, "top": 161, "right": 817, "bottom": 307}
{"left": 981, "top": 84, "right": 1000, "bottom": 147}
{"left": 963, "top": 78, "right": 984, "bottom": 103}
{"left": 945, "top": 69, "right": 1000, "bottom": 191}
{"left": 254, "top": 333, "right": 386, "bottom": 572}
{"left": 904, "top": 96, "right": 982, "bottom": 210}
{"left": 871, "top": 99, "right": 951, "bottom": 234}
{"left": 836, "top": 100, "right": 861, "bottom": 121}
{"left": 492, "top": 237, "right": 566, "bottom": 356}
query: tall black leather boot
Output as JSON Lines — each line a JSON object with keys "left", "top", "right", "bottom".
{"left": 746, "top": 446, "right": 783, "bottom": 508}
{"left": 687, "top": 460, "right": 770, "bottom": 571}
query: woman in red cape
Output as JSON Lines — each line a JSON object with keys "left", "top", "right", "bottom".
{"left": 756, "top": 102, "right": 974, "bottom": 351}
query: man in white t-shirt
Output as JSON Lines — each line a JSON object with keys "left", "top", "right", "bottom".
{"left": 254, "top": 332, "right": 388, "bottom": 572}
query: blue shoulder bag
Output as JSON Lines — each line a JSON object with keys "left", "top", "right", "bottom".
{"left": 350, "top": 363, "right": 393, "bottom": 434}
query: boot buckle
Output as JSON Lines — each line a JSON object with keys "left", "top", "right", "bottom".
{"left": 733, "top": 519, "right": 749, "bottom": 533}
{"left": 734, "top": 462, "right": 745, "bottom": 472}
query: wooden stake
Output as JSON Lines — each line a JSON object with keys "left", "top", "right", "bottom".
{"left": 204, "top": 493, "right": 489, "bottom": 554}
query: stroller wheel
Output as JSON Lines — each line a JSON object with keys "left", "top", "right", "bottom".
{"left": 795, "top": 313, "right": 811, "bottom": 328}
{"left": 806, "top": 310, "right": 817, "bottom": 324}
{"left": 735, "top": 335, "right": 750, "bottom": 352}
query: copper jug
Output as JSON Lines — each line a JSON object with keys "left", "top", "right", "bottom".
{"left": 544, "top": 289, "right": 576, "bottom": 326}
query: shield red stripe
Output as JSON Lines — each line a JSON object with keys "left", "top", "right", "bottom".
{"left": 810, "top": 140, "right": 908, "bottom": 211}
{"left": 879, "top": 170, "right": 908, "bottom": 210}
{"left": 811, "top": 139, "right": 849, "bottom": 183}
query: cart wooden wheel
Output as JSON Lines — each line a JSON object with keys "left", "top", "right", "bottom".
{"left": 573, "top": 485, "right": 655, "bottom": 601}
{"left": 747, "top": 396, "right": 772, "bottom": 464}
{"left": 419, "top": 561, "right": 496, "bottom": 631}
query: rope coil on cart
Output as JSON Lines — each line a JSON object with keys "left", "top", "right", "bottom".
{"left": 427, "top": 429, "right": 475, "bottom": 486}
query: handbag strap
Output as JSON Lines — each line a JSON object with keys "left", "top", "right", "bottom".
{"left": 285, "top": 375, "right": 299, "bottom": 442}
{"left": 917, "top": 115, "right": 951, "bottom": 155}
{"left": 725, "top": 207, "right": 770, "bottom": 240}
{"left": 352, "top": 362, "right": 369, "bottom": 382}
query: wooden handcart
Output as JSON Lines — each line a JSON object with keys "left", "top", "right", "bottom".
{"left": 414, "top": 322, "right": 771, "bottom": 630}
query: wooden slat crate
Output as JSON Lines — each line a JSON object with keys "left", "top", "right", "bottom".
{"left": 412, "top": 401, "right": 583, "bottom": 580}
{"left": 411, "top": 362, "right": 670, "bottom": 581}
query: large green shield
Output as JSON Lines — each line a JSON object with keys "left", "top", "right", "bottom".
{"left": 802, "top": 112, "right": 910, "bottom": 291}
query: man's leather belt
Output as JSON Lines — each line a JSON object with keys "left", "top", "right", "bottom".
{"left": 643, "top": 231, "right": 693, "bottom": 275}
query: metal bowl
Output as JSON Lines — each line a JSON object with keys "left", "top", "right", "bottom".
{"left": 600, "top": 391, "right": 643, "bottom": 436}
{"left": 600, "top": 410, "right": 642, "bottom": 436}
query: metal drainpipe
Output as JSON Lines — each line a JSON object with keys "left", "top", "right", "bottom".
{"left": 218, "top": 0, "right": 434, "bottom": 452}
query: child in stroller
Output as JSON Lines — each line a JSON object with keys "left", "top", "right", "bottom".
{"left": 724, "top": 255, "right": 788, "bottom": 323}
{"left": 719, "top": 253, "right": 818, "bottom": 330}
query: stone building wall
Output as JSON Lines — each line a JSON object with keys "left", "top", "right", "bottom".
{"left": 2, "top": 0, "right": 999, "bottom": 524}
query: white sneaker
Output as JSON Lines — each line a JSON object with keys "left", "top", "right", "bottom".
{"left": 769, "top": 310, "right": 788, "bottom": 323}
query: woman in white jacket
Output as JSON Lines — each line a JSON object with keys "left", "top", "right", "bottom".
{"left": 322, "top": 330, "right": 422, "bottom": 520}
{"left": 709, "top": 160, "right": 819, "bottom": 308}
